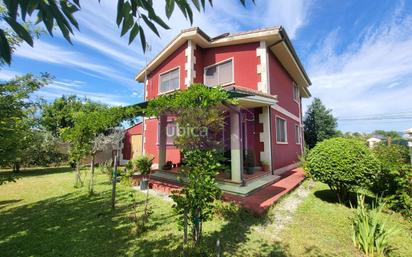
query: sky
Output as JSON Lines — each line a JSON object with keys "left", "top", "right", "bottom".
{"left": 1, "top": 0, "right": 412, "bottom": 133}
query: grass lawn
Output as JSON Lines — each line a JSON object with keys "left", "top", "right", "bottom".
{"left": 0, "top": 167, "right": 411, "bottom": 257}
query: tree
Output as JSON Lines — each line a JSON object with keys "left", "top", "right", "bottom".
{"left": 146, "top": 84, "right": 234, "bottom": 244}
{"left": 303, "top": 97, "right": 338, "bottom": 148}
{"left": 41, "top": 95, "right": 106, "bottom": 137}
{"left": 0, "top": 73, "right": 52, "bottom": 171}
{"left": 60, "top": 106, "right": 129, "bottom": 189}
{"left": 373, "top": 130, "right": 402, "bottom": 141}
{"left": 0, "top": 0, "right": 254, "bottom": 64}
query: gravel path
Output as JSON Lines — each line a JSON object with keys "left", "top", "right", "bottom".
{"left": 253, "top": 180, "right": 314, "bottom": 241}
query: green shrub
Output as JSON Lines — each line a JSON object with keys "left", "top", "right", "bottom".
{"left": 134, "top": 155, "right": 154, "bottom": 176}
{"left": 305, "top": 138, "right": 380, "bottom": 202}
{"left": 98, "top": 160, "right": 112, "bottom": 184}
{"left": 371, "top": 144, "right": 412, "bottom": 216}
{"left": 352, "top": 195, "right": 398, "bottom": 257}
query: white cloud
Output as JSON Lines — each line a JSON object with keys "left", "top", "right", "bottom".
{"left": 304, "top": 8, "right": 412, "bottom": 131}
{"left": 38, "top": 79, "right": 131, "bottom": 106}
{"left": 0, "top": 69, "right": 21, "bottom": 81}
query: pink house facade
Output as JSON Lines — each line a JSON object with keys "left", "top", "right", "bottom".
{"left": 134, "top": 27, "right": 311, "bottom": 190}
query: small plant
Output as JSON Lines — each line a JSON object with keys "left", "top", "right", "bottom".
{"left": 352, "top": 195, "right": 398, "bottom": 257}
{"left": 134, "top": 155, "right": 154, "bottom": 177}
{"left": 261, "top": 160, "right": 270, "bottom": 172}
{"left": 162, "top": 160, "right": 173, "bottom": 170}
{"left": 99, "top": 160, "right": 112, "bottom": 184}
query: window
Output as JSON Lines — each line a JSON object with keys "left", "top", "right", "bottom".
{"left": 276, "top": 117, "right": 287, "bottom": 143}
{"left": 159, "top": 68, "right": 179, "bottom": 93}
{"left": 293, "top": 83, "right": 299, "bottom": 102}
{"left": 204, "top": 59, "right": 233, "bottom": 86}
{"left": 295, "top": 124, "right": 301, "bottom": 144}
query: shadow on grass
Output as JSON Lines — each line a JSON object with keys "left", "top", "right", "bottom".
{"left": 195, "top": 205, "right": 289, "bottom": 257}
{"left": 314, "top": 189, "right": 375, "bottom": 207}
{"left": 0, "top": 166, "right": 73, "bottom": 178}
{"left": 0, "top": 188, "right": 184, "bottom": 257}
{"left": 303, "top": 246, "right": 336, "bottom": 257}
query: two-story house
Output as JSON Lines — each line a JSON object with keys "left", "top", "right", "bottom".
{"left": 133, "top": 27, "right": 311, "bottom": 195}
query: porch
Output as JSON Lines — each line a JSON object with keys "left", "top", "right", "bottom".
{"left": 136, "top": 167, "right": 305, "bottom": 214}
{"left": 154, "top": 85, "right": 278, "bottom": 190}
{"left": 150, "top": 168, "right": 281, "bottom": 196}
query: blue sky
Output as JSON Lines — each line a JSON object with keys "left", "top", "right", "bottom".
{"left": 1, "top": 0, "right": 412, "bottom": 133}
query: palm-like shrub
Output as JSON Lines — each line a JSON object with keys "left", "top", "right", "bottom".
{"left": 134, "top": 155, "right": 154, "bottom": 177}
{"left": 305, "top": 138, "right": 380, "bottom": 202}
{"left": 352, "top": 195, "right": 397, "bottom": 257}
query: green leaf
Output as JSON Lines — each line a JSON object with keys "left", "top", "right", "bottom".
{"left": 61, "top": 1, "right": 80, "bottom": 30}
{"left": 150, "top": 14, "right": 170, "bottom": 30}
{"left": 139, "top": 26, "right": 147, "bottom": 52}
{"left": 120, "top": 14, "right": 133, "bottom": 36}
{"left": 128, "top": 23, "right": 139, "bottom": 45}
{"left": 141, "top": 14, "right": 159, "bottom": 37}
{"left": 191, "top": 0, "right": 201, "bottom": 11}
{"left": 3, "top": 0, "right": 18, "bottom": 19}
{"left": 0, "top": 29, "right": 12, "bottom": 64}
{"left": 116, "top": 0, "right": 125, "bottom": 26}
{"left": 4, "top": 17, "right": 34, "bottom": 46}
{"left": 165, "top": 0, "right": 175, "bottom": 18}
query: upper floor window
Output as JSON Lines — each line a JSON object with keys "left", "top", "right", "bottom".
{"left": 293, "top": 83, "right": 299, "bottom": 102}
{"left": 295, "top": 124, "right": 301, "bottom": 144}
{"left": 276, "top": 117, "right": 287, "bottom": 143}
{"left": 204, "top": 59, "right": 233, "bottom": 86}
{"left": 159, "top": 68, "right": 179, "bottom": 94}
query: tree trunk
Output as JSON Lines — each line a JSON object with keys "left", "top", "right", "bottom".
{"left": 183, "top": 208, "right": 188, "bottom": 244}
{"left": 111, "top": 150, "right": 118, "bottom": 210}
{"left": 75, "top": 161, "right": 83, "bottom": 187}
{"left": 89, "top": 154, "right": 95, "bottom": 195}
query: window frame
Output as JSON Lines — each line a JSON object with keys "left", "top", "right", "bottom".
{"left": 293, "top": 82, "right": 299, "bottom": 103}
{"left": 203, "top": 58, "right": 234, "bottom": 87}
{"left": 275, "top": 116, "right": 288, "bottom": 144}
{"left": 295, "top": 124, "right": 301, "bottom": 145}
{"left": 158, "top": 66, "right": 180, "bottom": 95}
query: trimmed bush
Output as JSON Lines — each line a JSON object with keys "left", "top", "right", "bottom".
{"left": 371, "top": 144, "right": 412, "bottom": 216}
{"left": 305, "top": 138, "right": 380, "bottom": 202}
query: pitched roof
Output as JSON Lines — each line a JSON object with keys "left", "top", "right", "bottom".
{"left": 135, "top": 27, "right": 311, "bottom": 96}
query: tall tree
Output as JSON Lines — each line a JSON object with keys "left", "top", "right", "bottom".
{"left": 0, "top": 73, "right": 52, "bottom": 171}
{"left": 40, "top": 95, "right": 106, "bottom": 136}
{"left": 303, "top": 97, "right": 338, "bottom": 149}
{"left": 0, "top": 0, "right": 254, "bottom": 64}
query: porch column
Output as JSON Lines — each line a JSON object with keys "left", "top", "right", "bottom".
{"left": 158, "top": 115, "right": 167, "bottom": 169}
{"left": 230, "top": 109, "right": 243, "bottom": 183}
{"left": 259, "top": 106, "right": 272, "bottom": 172}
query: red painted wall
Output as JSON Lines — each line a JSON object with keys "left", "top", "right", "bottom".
{"left": 143, "top": 118, "right": 181, "bottom": 166}
{"left": 122, "top": 123, "right": 143, "bottom": 160}
{"left": 195, "top": 43, "right": 260, "bottom": 90}
{"left": 271, "top": 110, "right": 302, "bottom": 169}
{"left": 268, "top": 52, "right": 300, "bottom": 117}
{"left": 146, "top": 42, "right": 187, "bottom": 100}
